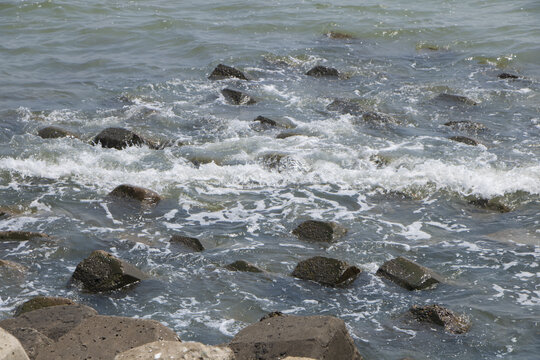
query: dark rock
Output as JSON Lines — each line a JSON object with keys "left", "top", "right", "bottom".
{"left": 468, "top": 198, "right": 511, "bottom": 213}
{"left": 37, "top": 126, "right": 77, "bottom": 139}
{"left": 15, "top": 297, "right": 77, "bottom": 317}
{"left": 276, "top": 132, "right": 303, "bottom": 139}
{"left": 327, "top": 99, "right": 365, "bottom": 116}
{"left": 291, "top": 256, "right": 361, "bottom": 287}
{"left": 0, "top": 259, "right": 27, "bottom": 273}
{"left": 170, "top": 235, "right": 204, "bottom": 252}
{"left": 4, "top": 327, "right": 53, "bottom": 359}
{"left": 449, "top": 136, "right": 479, "bottom": 146}
{"left": 108, "top": 184, "right": 162, "bottom": 207}
{"left": 34, "top": 315, "right": 179, "bottom": 360}
{"left": 376, "top": 256, "right": 442, "bottom": 290}
{"left": 71, "top": 250, "right": 148, "bottom": 293}
{"left": 498, "top": 72, "right": 519, "bottom": 79}
{"left": 409, "top": 304, "right": 471, "bottom": 334}
{"left": 253, "top": 115, "right": 278, "bottom": 128}
{"left": 435, "top": 93, "right": 477, "bottom": 106}
{"left": 225, "top": 260, "right": 263, "bottom": 273}
{"left": 221, "top": 88, "right": 257, "bottom": 105}
{"left": 229, "top": 315, "right": 363, "bottom": 360}
{"left": 0, "top": 210, "right": 12, "bottom": 218}
{"left": 361, "top": 111, "right": 398, "bottom": 125}
{"left": 326, "top": 31, "right": 354, "bottom": 39}
{"left": 209, "top": 64, "right": 248, "bottom": 80}
{"left": 306, "top": 65, "right": 339, "bottom": 77}
{"left": 259, "top": 311, "right": 285, "bottom": 322}
{"left": 0, "top": 231, "right": 49, "bottom": 242}
{"left": 292, "top": 220, "right": 347, "bottom": 242}
{"left": 0, "top": 304, "right": 98, "bottom": 341}
{"left": 444, "top": 120, "right": 487, "bottom": 132}
{"left": 92, "top": 127, "right": 147, "bottom": 150}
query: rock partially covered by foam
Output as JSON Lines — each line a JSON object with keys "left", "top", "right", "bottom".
{"left": 92, "top": 127, "right": 151, "bottom": 150}
{"left": 376, "top": 256, "right": 442, "bottom": 290}
{"left": 221, "top": 88, "right": 257, "bottom": 105}
{"left": 108, "top": 184, "right": 162, "bottom": 207}
{"left": 209, "top": 64, "right": 248, "bottom": 80}
{"left": 306, "top": 65, "right": 339, "bottom": 77}
{"left": 225, "top": 260, "right": 263, "bottom": 273}
{"left": 409, "top": 304, "right": 471, "bottom": 334}
{"left": 37, "top": 126, "right": 77, "bottom": 139}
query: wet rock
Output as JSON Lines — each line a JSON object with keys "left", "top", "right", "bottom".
{"left": 498, "top": 72, "right": 519, "bottom": 79}
{"left": 37, "top": 126, "right": 77, "bottom": 139}
{"left": 326, "top": 31, "right": 354, "bottom": 39}
{"left": 92, "top": 127, "right": 147, "bottom": 150}
{"left": 409, "top": 304, "right": 471, "bottom": 334}
{"left": 221, "top": 88, "right": 257, "bottom": 105}
{"left": 253, "top": 115, "right": 278, "bottom": 127}
{"left": 259, "top": 311, "right": 285, "bottom": 322}
{"left": 370, "top": 154, "right": 391, "bottom": 168}
{"left": 229, "top": 315, "right": 363, "bottom": 360}
{"left": 0, "top": 259, "right": 27, "bottom": 273}
{"left": 468, "top": 197, "right": 511, "bottom": 213}
{"left": 276, "top": 132, "right": 303, "bottom": 139}
{"left": 170, "top": 235, "right": 204, "bottom": 252}
{"left": 0, "top": 304, "right": 98, "bottom": 341}
{"left": 361, "top": 111, "right": 398, "bottom": 125}
{"left": 115, "top": 341, "right": 234, "bottom": 360}
{"left": 292, "top": 220, "right": 347, "bottom": 242}
{"left": 35, "top": 315, "right": 179, "bottom": 360}
{"left": 0, "top": 231, "right": 49, "bottom": 242}
{"left": 225, "top": 260, "right": 263, "bottom": 273}
{"left": 449, "top": 136, "right": 479, "bottom": 146}
{"left": 15, "top": 297, "right": 77, "bottom": 317}
{"left": 108, "top": 184, "right": 162, "bottom": 207}
{"left": 209, "top": 64, "right": 248, "bottom": 80}
{"left": 326, "top": 99, "right": 365, "bottom": 116}
{"left": 292, "top": 256, "right": 361, "bottom": 287}
{"left": 4, "top": 328, "right": 53, "bottom": 360}
{"left": 260, "top": 153, "right": 305, "bottom": 172}
{"left": 0, "top": 210, "right": 12, "bottom": 218}
{"left": 71, "top": 250, "right": 148, "bottom": 293}
{"left": 306, "top": 65, "right": 339, "bottom": 77}
{"left": 435, "top": 93, "right": 477, "bottom": 106}
{"left": 376, "top": 256, "right": 443, "bottom": 291}
{"left": 0, "top": 328, "right": 30, "bottom": 360}
{"left": 444, "top": 120, "right": 487, "bottom": 132}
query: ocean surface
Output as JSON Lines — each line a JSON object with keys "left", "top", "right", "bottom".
{"left": 1, "top": 0, "right": 539, "bottom": 358}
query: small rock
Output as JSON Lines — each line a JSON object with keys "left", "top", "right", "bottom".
{"left": 37, "top": 126, "right": 77, "bottom": 139}
{"left": 0, "top": 328, "right": 30, "bottom": 360}
{"left": 253, "top": 115, "right": 278, "bottom": 127}
{"left": 498, "top": 72, "right": 519, "bottom": 79}
{"left": 292, "top": 220, "right": 347, "bottom": 242}
{"left": 369, "top": 154, "right": 391, "bottom": 168}
{"left": 376, "top": 256, "right": 443, "bottom": 291}
{"left": 3, "top": 327, "right": 53, "bottom": 360}
{"left": 221, "top": 88, "right": 257, "bottom": 105}
{"left": 361, "top": 111, "right": 398, "bottom": 125}
{"left": 209, "top": 64, "right": 248, "bottom": 80}
{"left": 0, "top": 231, "right": 49, "bottom": 242}
{"left": 35, "top": 315, "right": 179, "bottom": 360}
{"left": 229, "top": 315, "right": 363, "bottom": 360}
{"left": 71, "top": 250, "right": 148, "bottom": 293}
{"left": 444, "top": 120, "right": 487, "bottom": 132}
{"left": 260, "top": 153, "right": 304, "bottom": 172}
{"left": 115, "top": 341, "right": 234, "bottom": 360}
{"left": 468, "top": 198, "right": 511, "bottom": 213}
{"left": 409, "top": 304, "right": 471, "bottom": 334}
{"left": 92, "top": 127, "right": 148, "bottom": 150}
{"left": 291, "top": 256, "right": 361, "bottom": 287}
{"left": 0, "top": 259, "right": 27, "bottom": 273}
{"left": 326, "top": 31, "right": 354, "bottom": 39}
{"left": 449, "top": 136, "right": 479, "bottom": 146}
{"left": 259, "top": 311, "right": 285, "bottom": 322}
{"left": 0, "top": 210, "right": 12, "bottom": 218}
{"left": 326, "top": 99, "right": 365, "bottom": 116}
{"left": 15, "top": 296, "right": 77, "bottom": 317}
{"left": 276, "top": 132, "right": 303, "bottom": 139}
{"left": 170, "top": 235, "right": 204, "bottom": 252}
{"left": 306, "top": 65, "right": 339, "bottom": 77}
{"left": 225, "top": 260, "right": 263, "bottom": 273}
{"left": 108, "top": 184, "right": 162, "bottom": 207}
{"left": 435, "top": 93, "right": 477, "bottom": 106}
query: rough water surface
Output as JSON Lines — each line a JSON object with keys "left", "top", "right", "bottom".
{"left": 1, "top": 1, "right": 539, "bottom": 359}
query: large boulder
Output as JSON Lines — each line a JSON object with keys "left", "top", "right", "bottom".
{"left": 435, "top": 93, "right": 477, "bottom": 106}
{"left": 449, "top": 136, "right": 479, "bottom": 146}
{"left": 292, "top": 220, "right": 347, "bottom": 243}
{"left": 221, "top": 88, "right": 257, "bottom": 105}
{"left": 92, "top": 128, "right": 148, "bottom": 150}
{"left": 409, "top": 304, "right": 471, "bottom": 334}
{"left": 3, "top": 328, "right": 53, "bottom": 360}
{"left": 0, "top": 328, "right": 30, "bottom": 360}
{"left": 108, "top": 184, "right": 162, "bottom": 207}
{"left": 0, "top": 231, "right": 48, "bottom": 242}
{"left": 229, "top": 315, "right": 363, "bottom": 360}
{"left": 225, "top": 260, "right": 263, "bottom": 273}
{"left": 170, "top": 235, "right": 204, "bottom": 252}
{"left": 37, "top": 127, "right": 77, "bottom": 139}
{"left": 34, "top": 315, "right": 179, "bottom": 360}
{"left": 291, "top": 256, "right": 361, "bottom": 287}
{"left": 306, "top": 66, "right": 339, "bottom": 77}
{"left": 71, "top": 250, "right": 148, "bottom": 293}
{"left": 115, "top": 341, "right": 234, "bottom": 360}
{"left": 376, "top": 256, "right": 442, "bottom": 291}
{"left": 14, "top": 296, "right": 77, "bottom": 317}
{"left": 209, "top": 64, "right": 248, "bottom": 80}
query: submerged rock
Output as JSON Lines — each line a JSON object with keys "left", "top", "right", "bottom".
{"left": 0, "top": 259, "right": 26, "bottom": 273}
{"left": 498, "top": 72, "right": 519, "bottom": 79}
{"left": 276, "top": 132, "right": 303, "bottom": 139}
{"left": 376, "top": 256, "right": 442, "bottom": 290}
{"left": 0, "top": 210, "right": 12, "bottom": 218}
{"left": 115, "top": 341, "right": 233, "bottom": 360}
{"left": 468, "top": 197, "right": 511, "bottom": 213}
{"left": 361, "top": 111, "right": 398, "bottom": 125}
{"left": 370, "top": 154, "right": 391, "bottom": 168}
{"left": 253, "top": 115, "right": 278, "bottom": 128}
{"left": 444, "top": 120, "right": 487, "bottom": 132}
{"left": 170, "top": 234, "right": 204, "bottom": 252}
{"left": 435, "top": 93, "right": 477, "bottom": 106}
{"left": 108, "top": 184, "right": 162, "bottom": 207}
{"left": 37, "top": 126, "right": 77, "bottom": 139}
{"left": 326, "top": 31, "right": 354, "bottom": 39}
{"left": 0, "top": 231, "right": 49, "bottom": 242}
{"left": 15, "top": 296, "right": 77, "bottom": 317}
{"left": 260, "top": 153, "right": 305, "bottom": 172}
{"left": 0, "top": 328, "right": 30, "bottom": 360}
{"left": 71, "top": 250, "right": 148, "bottom": 293}
{"left": 449, "top": 136, "right": 479, "bottom": 146}
{"left": 292, "top": 220, "right": 347, "bottom": 242}
{"left": 225, "top": 260, "right": 263, "bottom": 273}
{"left": 221, "top": 88, "right": 257, "bottom": 105}
{"left": 409, "top": 304, "right": 471, "bottom": 334}
{"left": 209, "top": 64, "right": 248, "bottom": 80}
{"left": 291, "top": 256, "right": 361, "bottom": 287}
{"left": 229, "top": 315, "right": 363, "bottom": 360}
{"left": 92, "top": 127, "right": 149, "bottom": 150}
{"left": 306, "top": 65, "right": 339, "bottom": 77}
{"left": 327, "top": 99, "right": 365, "bottom": 116}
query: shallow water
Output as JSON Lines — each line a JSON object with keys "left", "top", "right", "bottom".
{"left": 1, "top": 0, "right": 539, "bottom": 359}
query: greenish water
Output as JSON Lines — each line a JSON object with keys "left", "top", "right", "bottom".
{"left": 1, "top": 1, "right": 539, "bottom": 359}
